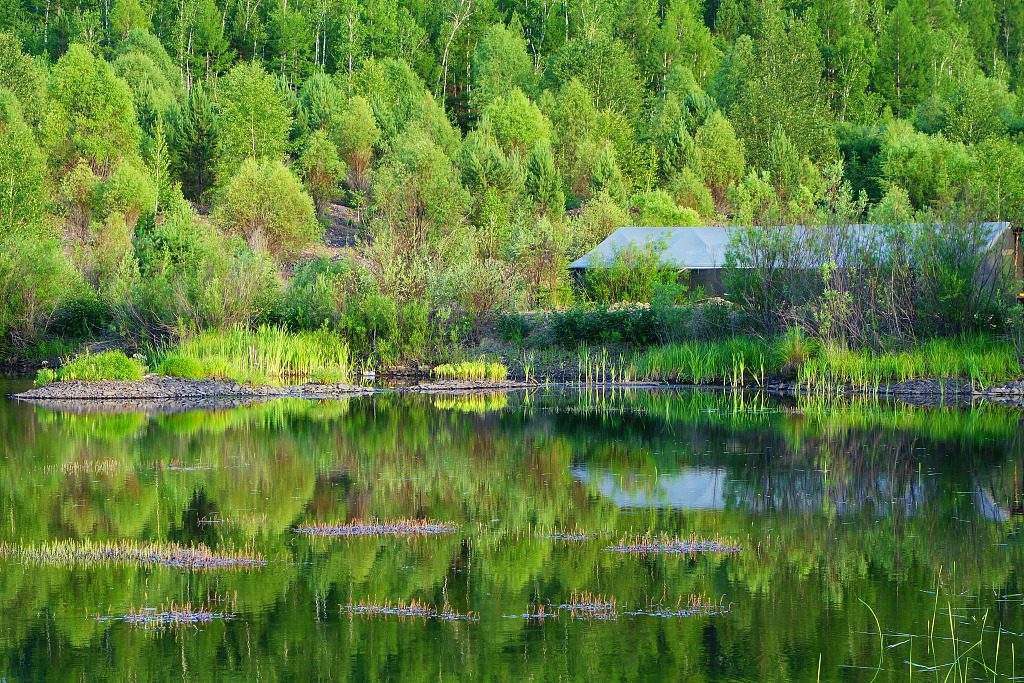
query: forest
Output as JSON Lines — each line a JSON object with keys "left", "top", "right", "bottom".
{"left": 1, "top": 0, "right": 1024, "bottom": 368}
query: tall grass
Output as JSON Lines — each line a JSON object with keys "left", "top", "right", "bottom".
{"left": 631, "top": 337, "right": 778, "bottom": 386}
{"left": 35, "top": 350, "right": 146, "bottom": 386}
{"left": 797, "top": 336, "right": 1020, "bottom": 388}
{"left": 156, "top": 324, "right": 352, "bottom": 384}
{"left": 631, "top": 334, "right": 1021, "bottom": 389}
{"left": 432, "top": 360, "right": 507, "bottom": 381}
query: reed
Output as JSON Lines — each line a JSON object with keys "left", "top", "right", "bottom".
{"left": 553, "top": 592, "right": 618, "bottom": 621}
{"left": 631, "top": 338, "right": 778, "bottom": 385}
{"left": 294, "top": 518, "right": 459, "bottom": 537}
{"left": 156, "top": 324, "right": 352, "bottom": 384}
{"left": 0, "top": 540, "right": 265, "bottom": 569}
{"left": 432, "top": 360, "right": 508, "bottom": 381}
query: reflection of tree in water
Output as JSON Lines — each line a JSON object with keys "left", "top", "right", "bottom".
{"left": 1, "top": 390, "right": 1023, "bottom": 680}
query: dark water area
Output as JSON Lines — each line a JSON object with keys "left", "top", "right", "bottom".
{"left": 1, "top": 377, "right": 1023, "bottom": 681}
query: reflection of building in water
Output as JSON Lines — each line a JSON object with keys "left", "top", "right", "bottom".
{"left": 572, "top": 464, "right": 1013, "bottom": 522}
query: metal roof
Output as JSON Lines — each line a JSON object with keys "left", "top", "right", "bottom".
{"left": 568, "top": 223, "right": 1014, "bottom": 270}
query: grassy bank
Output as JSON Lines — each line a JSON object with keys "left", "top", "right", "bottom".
{"left": 630, "top": 334, "right": 1022, "bottom": 389}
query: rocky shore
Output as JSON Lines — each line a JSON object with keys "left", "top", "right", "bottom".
{"left": 15, "top": 375, "right": 375, "bottom": 400}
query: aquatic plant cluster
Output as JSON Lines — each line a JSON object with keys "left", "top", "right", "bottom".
{"left": 341, "top": 599, "right": 478, "bottom": 622}
{"left": 294, "top": 519, "right": 459, "bottom": 537}
{"left": 0, "top": 541, "right": 266, "bottom": 569}
{"left": 506, "top": 594, "right": 730, "bottom": 622}
{"left": 604, "top": 536, "right": 745, "bottom": 555}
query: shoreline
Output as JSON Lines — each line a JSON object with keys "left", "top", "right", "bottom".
{"left": 11, "top": 374, "right": 1024, "bottom": 411}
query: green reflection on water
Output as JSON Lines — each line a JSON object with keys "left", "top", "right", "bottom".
{"left": 0, "top": 382, "right": 1022, "bottom": 682}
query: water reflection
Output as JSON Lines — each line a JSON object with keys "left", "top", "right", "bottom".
{"left": 0, "top": 381, "right": 1021, "bottom": 682}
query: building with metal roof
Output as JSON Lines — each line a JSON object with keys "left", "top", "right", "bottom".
{"left": 568, "top": 223, "right": 1018, "bottom": 296}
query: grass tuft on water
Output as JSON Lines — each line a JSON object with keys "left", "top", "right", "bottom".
{"left": 101, "top": 595, "right": 238, "bottom": 629}
{"left": 0, "top": 540, "right": 265, "bottom": 569}
{"left": 35, "top": 350, "right": 146, "bottom": 386}
{"left": 432, "top": 360, "right": 508, "bottom": 381}
{"left": 156, "top": 324, "right": 352, "bottom": 384}
{"left": 341, "top": 599, "right": 477, "bottom": 622}
{"left": 294, "top": 519, "right": 458, "bottom": 537}
{"left": 605, "top": 535, "right": 745, "bottom": 555}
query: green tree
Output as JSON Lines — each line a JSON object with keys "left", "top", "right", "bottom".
{"left": 170, "top": 81, "right": 218, "bottom": 202}
{"left": 45, "top": 44, "right": 140, "bottom": 176}
{"left": 334, "top": 95, "right": 381, "bottom": 190}
{"left": 472, "top": 23, "right": 534, "bottom": 113}
{"left": 215, "top": 157, "right": 320, "bottom": 259}
{"left": 297, "top": 130, "right": 346, "bottom": 219}
{"left": 591, "top": 143, "right": 626, "bottom": 205}
{"left": 545, "top": 32, "right": 644, "bottom": 118}
{"left": 215, "top": 61, "right": 291, "bottom": 179}
{"left": 0, "top": 89, "right": 47, "bottom": 238}
{"left": 482, "top": 88, "right": 551, "bottom": 156}
{"left": 525, "top": 139, "right": 564, "bottom": 215}
{"left": 730, "top": 12, "right": 836, "bottom": 169}
{"left": 695, "top": 110, "right": 745, "bottom": 207}
{"left": 875, "top": 0, "right": 926, "bottom": 116}
{"left": 0, "top": 32, "right": 46, "bottom": 127}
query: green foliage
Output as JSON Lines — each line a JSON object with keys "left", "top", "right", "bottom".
{"left": 633, "top": 336, "right": 778, "bottom": 384}
{"left": 215, "top": 157, "right": 320, "bottom": 260}
{"left": 632, "top": 190, "right": 700, "bottom": 227}
{"left": 0, "top": 233, "right": 78, "bottom": 348}
{"left": 297, "top": 130, "right": 346, "bottom": 219}
{"left": 581, "top": 236, "right": 680, "bottom": 305}
{"left": 472, "top": 23, "right": 534, "bottom": 111}
{"left": 525, "top": 139, "right": 563, "bottom": 214}
{"left": 0, "top": 32, "right": 45, "bottom": 126}
{"left": 550, "top": 305, "right": 662, "bottom": 347}
{"left": 170, "top": 81, "right": 217, "bottom": 202}
{"left": 215, "top": 62, "right": 292, "bottom": 179}
{"left": 590, "top": 144, "right": 626, "bottom": 205}
{"left": 482, "top": 88, "right": 551, "bottom": 155}
{"left": 0, "top": 88, "right": 47, "bottom": 237}
{"left": 45, "top": 44, "right": 140, "bottom": 175}
{"left": 695, "top": 110, "right": 745, "bottom": 207}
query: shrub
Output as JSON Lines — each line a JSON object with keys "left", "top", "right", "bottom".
{"left": 550, "top": 305, "right": 661, "bottom": 347}
{"left": 582, "top": 235, "right": 681, "bottom": 305}
{"left": 215, "top": 157, "right": 320, "bottom": 260}
{"left": 156, "top": 355, "right": 205, "bottom": 379}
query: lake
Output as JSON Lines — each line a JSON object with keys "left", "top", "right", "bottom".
{"left": 1, "top": 377, "right": 1022, "bottom": 681}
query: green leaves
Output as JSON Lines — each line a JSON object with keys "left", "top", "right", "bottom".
{"left": 215, "top": 62, "right": 291, "bottom": 180}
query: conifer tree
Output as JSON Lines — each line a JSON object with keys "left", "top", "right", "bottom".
{"left": 525, "top": 139, "right": 564, "bottom": 215}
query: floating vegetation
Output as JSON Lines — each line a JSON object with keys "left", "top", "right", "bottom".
{"left": 0, "top": 541, "right": 265, "bottom": 569}
{"left": 341, "top": 599, "right": 477, "bottom": 622}
{"left": 97, "top": 595, "right": 238, "bottom": 629}
{"left": 157, "top": 460, "right": 213, "bottom": 472}
{"left": 51, "top": 459, "right": 123, "bottom": 474}
{"left": 540, "top": 532, "right": 598, "bottom": 540}
{"left": 506, "top": 594, "right": 731, "bottom": 622}
{"left": 295, "top": 519, "right": 458, "bottom": 537}
{"left": 552, "top": 592, "right": 618, "bottom": 621}
{"left": 623, "top": 595, "right": 733, "bottom": 619}
{"left": 605, "top": 535, "right": 744, "bottom": 555}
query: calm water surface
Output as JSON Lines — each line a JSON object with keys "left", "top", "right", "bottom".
{"left": 1, "top": 378, "right": 1023, "bottom": 681}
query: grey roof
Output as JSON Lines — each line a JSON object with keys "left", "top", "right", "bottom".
{"left": 568, "top": 223, "right": 1013, "bottom": 270}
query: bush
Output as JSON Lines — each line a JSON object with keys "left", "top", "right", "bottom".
{"left": 550, "top": 305, "right": 661, "bottom": 347}
{"left": 156, "top": 355, "right": 205, "bottom": 379}
{"left": 581, "top": 235, "right": 681, "bottom": 305}
{"left": 215, "top": 157, "right": 321, "bottom": 260}
{"left": 495, "top": 312, "right": 532, "bottom": 342}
